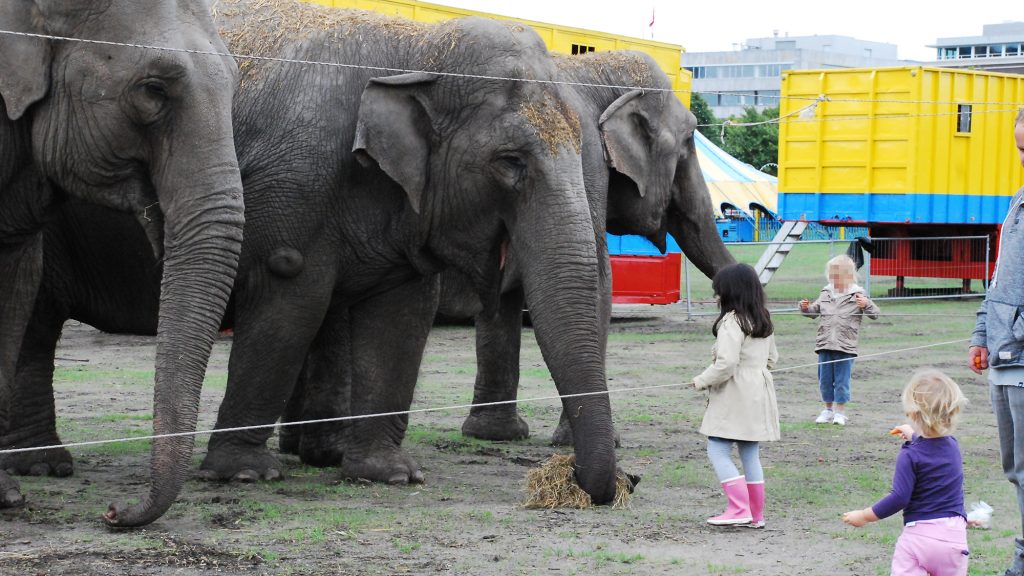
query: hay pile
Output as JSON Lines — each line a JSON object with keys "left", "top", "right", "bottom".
{"left": 523, "top": 454, "right": 636, "bottom": 509}
{"left": 213, "top": 0, "right": 430, "bottom": 71}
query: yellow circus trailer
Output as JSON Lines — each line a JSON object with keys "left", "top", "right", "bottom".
{"left": 778, "top": 66, "right": 1024, "bottom": 282}
{"left": 304, "top": 0, "right": 691, "bottom": 107}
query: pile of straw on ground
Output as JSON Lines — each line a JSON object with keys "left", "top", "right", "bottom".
{"left": 524, "top": 454, "right": 636, "bottom": 509}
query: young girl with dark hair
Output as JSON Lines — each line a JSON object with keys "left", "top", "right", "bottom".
{"left": 693, "top": 263, "right": 779, "bottom": 528}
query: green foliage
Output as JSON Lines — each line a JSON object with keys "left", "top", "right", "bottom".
{"left": 689, "top": 93, "right": 723, "bottom": 148}
{"left": 720, "top": 106, "right": 779, "bottom": 176}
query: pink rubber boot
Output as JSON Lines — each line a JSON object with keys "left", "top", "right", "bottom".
{"left": 745, "top": 481, "right": 765, "bottom": 528}
{"left": 707, "top": 476, "right": 752, "bottom": 526}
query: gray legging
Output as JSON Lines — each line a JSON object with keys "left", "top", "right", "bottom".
{"left": 990, "top": 381, "right": 1024, "bottom": 536}
{"left": 707, "top": 436, "right": 764, "bottom": 483}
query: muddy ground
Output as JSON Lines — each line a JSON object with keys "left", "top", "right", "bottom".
{"left": 0, "top": 299, "right": 1014, "bottom": 575}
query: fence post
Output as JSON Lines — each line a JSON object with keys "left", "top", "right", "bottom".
{"left": 684, "top": 255, "right": 692, "bottom": 321}
{"left": 864, "top": 242, "right": 872, "bottom": 296}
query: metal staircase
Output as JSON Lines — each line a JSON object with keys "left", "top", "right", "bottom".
{"left": 753, "top": 220, "right": 808, "bottom": 285}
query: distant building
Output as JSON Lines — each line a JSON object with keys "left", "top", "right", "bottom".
{"left": 928, "top": 22, "right": 1024, "bottom": 74}
{"left": 681, "top": 34, "right": 906, "bottom": 118}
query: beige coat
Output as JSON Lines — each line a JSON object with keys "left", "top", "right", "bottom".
{"left": 802, "top": 284, "right": 879, "bottom": 355}
{"left": 694, "top": 312, "right": 780, "bottom": 442}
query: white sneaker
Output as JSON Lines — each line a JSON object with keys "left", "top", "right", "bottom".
{"left": 832, "top": 413, "right": 847, "bottom": 426}
{"left": 815, "top": 409, "right": 834, "bottom": 424}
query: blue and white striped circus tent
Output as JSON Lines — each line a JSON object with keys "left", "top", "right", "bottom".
{"left": 693, "top": 129, "right": 778, "bottom": 219}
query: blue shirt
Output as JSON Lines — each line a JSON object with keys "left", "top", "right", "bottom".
{"left": 871, "top": 435, "right": 966, "bottom": 524}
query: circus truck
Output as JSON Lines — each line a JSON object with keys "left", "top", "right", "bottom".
{"left": 777, "top": 66, "right": 1024, "bottom": 290}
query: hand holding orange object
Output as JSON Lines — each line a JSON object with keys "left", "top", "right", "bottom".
{"left": 889, "top": 425, "right": 913, "bottom": 440}
{"left": 969, "top": 346, "right": 988, "bottom": 374}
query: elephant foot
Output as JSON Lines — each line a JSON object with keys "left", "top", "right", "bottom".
{"left": 1, "top": 445, "right": 74, "bottom": 478}
{"left": 341, "top": 447, "right": 424, "bottom": 485}
{"left": 461, "top": 407, "right": 530, "bottom": 441}
{"left": 277, "top": 426, "right": 301, "bottom": 456}
{"left": 199, "top": 442, "right": 285, "bottom": 482}
{"left": 550, "top": 419, "right": 621, "bottom": 448}
{"left": 0, "top": 470, "right": 24, "bottom": 508}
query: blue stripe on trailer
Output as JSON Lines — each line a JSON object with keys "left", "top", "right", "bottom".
{"left": 779, "top": 192, "right": 1012, "bottom": 225}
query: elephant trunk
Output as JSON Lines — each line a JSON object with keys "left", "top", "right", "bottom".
{"left": 105, "top": 151, "right": 244, "bottom": 527}
{"left": 516, "top": 182, "right": 618, "bottom": 505}
{"left": 668, "top": 140, "right": 735, "bottom": 278}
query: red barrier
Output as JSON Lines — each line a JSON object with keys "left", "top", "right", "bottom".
{"left": 610, "top": 253, "right": 682, "bottom": 305}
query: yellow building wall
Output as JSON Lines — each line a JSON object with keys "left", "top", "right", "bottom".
{"left": 304, "top": 0, "right": 691, "bottom": 107}
{"left": 779, "top": 66, "right": 1024, "bottom": 199}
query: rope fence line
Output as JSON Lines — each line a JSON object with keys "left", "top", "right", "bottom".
{"left": 0, "top": 337, "right": 970, "bottom": 456}
{"left": 1, "top": 28, "right": 1021, "bottom": 124}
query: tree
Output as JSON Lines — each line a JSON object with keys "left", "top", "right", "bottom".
{"left": 720, "top": 106, "right": 779, "bottom": 176}
{"left": 689, "top": 93, "right": 723, "bottom": 148}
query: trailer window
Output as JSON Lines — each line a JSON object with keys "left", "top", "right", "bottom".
{"left": 957, "top": 104, "right": 972, "bottom": 133}
{"left": 571, "top": 44, "right": 596, "bottom": 55}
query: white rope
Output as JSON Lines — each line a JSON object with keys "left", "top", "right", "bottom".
{"left": 0, "top": 336, "right": 970, "bottom": 455}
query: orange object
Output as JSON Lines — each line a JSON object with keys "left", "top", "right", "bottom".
{"left": 889, "top": 428, "right": 903, "bottom": 436}
{"left": 974, "top": 356, "right": 982, "bottom": 369}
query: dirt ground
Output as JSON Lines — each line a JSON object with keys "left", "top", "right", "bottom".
{"left": 0, "top": 299, "right": 1015, "bottom": 575}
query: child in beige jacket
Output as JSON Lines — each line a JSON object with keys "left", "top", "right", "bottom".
{"left": 800, "top": 254, "right": 880, "bottom": 426}
{"left": 693, "top": 263, "right": 779, "bottom": 528}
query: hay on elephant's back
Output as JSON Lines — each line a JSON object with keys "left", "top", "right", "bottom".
{"left": 524, "top": 454, "right": 632, "bottom": 509}
{"left": 213, "top": 0, "right": 430, "bottom": 70}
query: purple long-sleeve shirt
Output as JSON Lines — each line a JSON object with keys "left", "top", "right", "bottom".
{"left": 871, "top": 435, "right": 966, "bottom": 524}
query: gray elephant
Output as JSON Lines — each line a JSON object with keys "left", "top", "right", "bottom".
{"left": 193, "top": 2, "right": 617, "bottom": 504}
{"left": 0, "top": 0, "right": 244, "bottom": 525}
{"left": 278, "top": 50, "right": 735, "bottom": 452}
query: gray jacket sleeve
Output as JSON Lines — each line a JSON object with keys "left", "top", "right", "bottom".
{"left": 971, "top": 299, "right": 988, "bottom": 349}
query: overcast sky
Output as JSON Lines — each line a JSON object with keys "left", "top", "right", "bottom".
{"left": 439, "top": 1, "right": 1019, "bottom": 62}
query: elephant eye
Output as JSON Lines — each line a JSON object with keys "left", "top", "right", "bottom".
{"left": 142, "top": 80, "right": 168, "bottom": 99}
{"left": 130, "top": 79, "right": 171, "bottom": 125}
{"left": 497, "top": 155, "right": 527, "bottom": 171}
{"left": 493, "top": 154, "right": 527, "bottom": 190}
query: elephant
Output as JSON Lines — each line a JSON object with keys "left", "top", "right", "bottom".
{"left": 277, "top": 50, "right": 735, "bottom": 452}
{"left": 0, "top": 0, "right": 245, "bottom": 525}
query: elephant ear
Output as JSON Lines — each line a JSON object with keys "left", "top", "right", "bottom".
{"left": 353, "top": 72, "right": 439, "bottom": 214}
{"left": 599, "top": 89, "right": 658, "bottom": 198}
{"left": 0, "top": 0, "right": 52, "bottom": 121}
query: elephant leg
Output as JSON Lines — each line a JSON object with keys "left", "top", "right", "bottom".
{"left": 200, "top": 270, "right": 334, "bottom": 482}
{"left": 1, "top": 292, "right": 73, "bottom": 478}
{"left": 461, "top": 287, "right": 529, "bottom": 441}
{"left": 0, "top": 234, "right": 44, "bottom": 507}
{"left": 340, "top": 275, "right": 436, "bottom": 485}
{"left": 277, "top": 359, "right": 307, "bottom": 456}
{"left": 278, "top": 305, "right": 352, "bottom": 464}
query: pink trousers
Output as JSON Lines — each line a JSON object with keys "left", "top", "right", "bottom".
{"left": 891, "top": 516, "right": 968, "bottom": 576}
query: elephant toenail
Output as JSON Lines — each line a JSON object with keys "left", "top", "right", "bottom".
{"left": 387, "top": 474, "right": 409, "bottom": 485}
{"left": 29, "top": 463, "right": 49, "bottom": 477}
{"left": 410, "top": 470, "right": 425, "bottom": 484}
{"left": 233, "top": 470, "right": 259, "bottom": 483}
{"left": 264, "top": 469, "right": 283, "bottom": 481}
{"left": 55, "top": 463, "right": 73, "bottom": 477}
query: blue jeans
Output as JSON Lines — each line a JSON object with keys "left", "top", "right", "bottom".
{"left": 818, "top": 350, "right": 855, "bottom": 404}
{"left": 989, "top": 380, "right": 1024, "bottom": 536}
